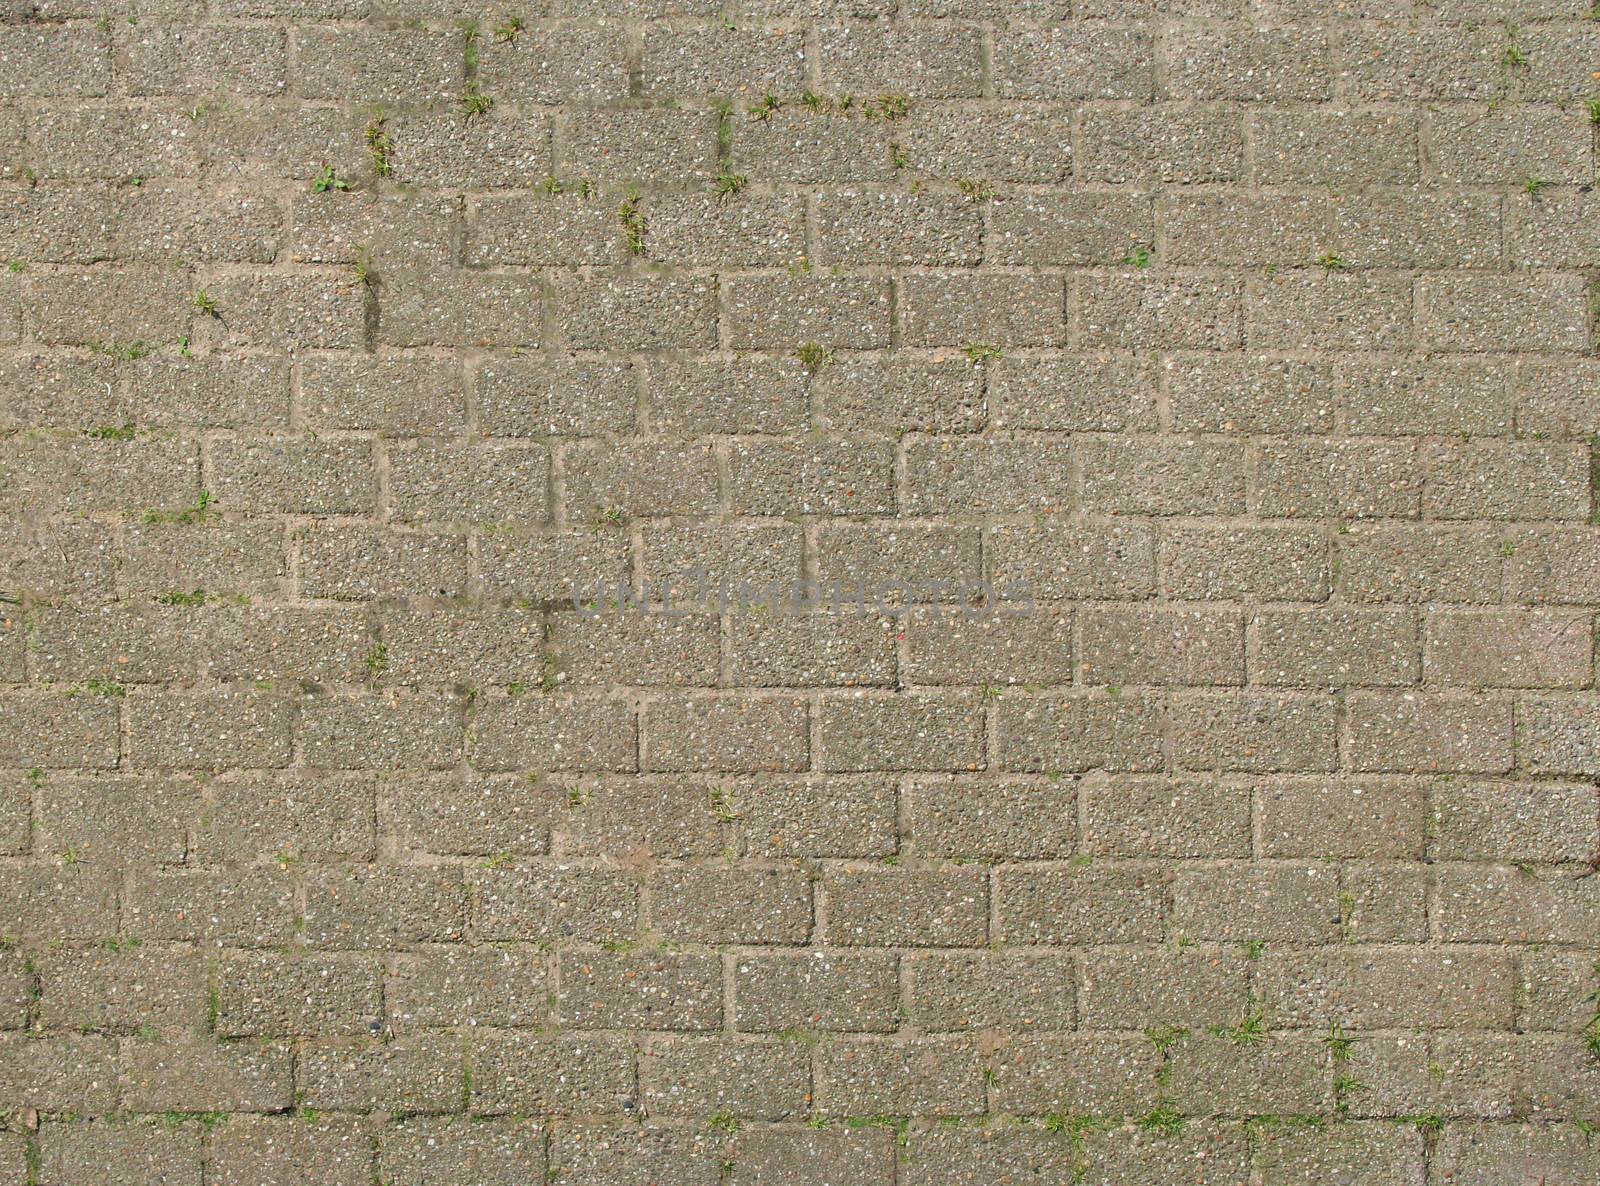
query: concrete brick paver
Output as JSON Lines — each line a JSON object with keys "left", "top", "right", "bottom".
{"left": 0, "top": 5, "right": 1596, "bottom": 1181}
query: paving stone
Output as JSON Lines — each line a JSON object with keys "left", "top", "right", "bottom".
{"left": 1250, "top": 108, "right": 1418, "bottom": 186}
{"left": 990, "top": 1033, "right": 1160, "bottom": 1115}
{"left": 730, "top": 1129, "right": 895, "bottom": 1186}
{"left": 1082, "top": 775, "right": 1250, "bottom": 858}
{"left": 995, "top": 25, "right": 1152, "bottom": 99}
{"left": 816, "top": 1035, "right": 988, "bottom": 1115}
{"left": 38, "top": 1117, "right": 205, "bottom": 1186}
{"left": 0, "top": 1033, "right": 117, "bottom": 1112}
{"left": 998, "top": 864, "right": 1163, "bottom": 945}
{"left": 558, "top": 950, "right": 723, "bottom": 1031}
{"left": 470, "top": 863, "right": 639, "bottom": 944}
{"left": 1258, "top": 777, "right": 1427, "bottom": 859}
{"left": 302, "top": 865, "right": 468, "bottom": 948}
{"left": 649, "top": 865, "right": 812, "bottom": 944}
{"left": 901, "top": 103, "right": 1075, "bottom": 183}
{"left": 216, "top": 949, "right": 383, "bottom": 1038}
{"left": 548, "top": 1123, "right": 724, "bottom": 1186}
{"left": 904, "top": 949, "right": 1075, "bottom": 1033}
{"left": 207, "top": 1115, "right": 371, "bottom": 1186}
{"left": 1078, "top": 944, "right": 1250, "bottom": 1030}
{"left": 733, "top": 950, "right": 899, "bottom": 1033}
{"left": 379, "top": 1117, "right": 545, "bottom": 1186}
{"left": 640, "top": 1037, "right": 811, "bottom": 1118}
{"left": 387, "top": 945, "right": 548, "bottom": 1032}
{"left": 480, "top": 22, "right": 630, "bottom": 104}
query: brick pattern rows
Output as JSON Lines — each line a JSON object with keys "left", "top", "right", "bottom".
{"left": 1, "top": 2, "right": 1599, "bottom": 1184}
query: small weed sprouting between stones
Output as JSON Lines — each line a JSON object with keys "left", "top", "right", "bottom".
{"left": 1041, "top": 1113, "right": 1081, "bottom": 1136}
{"left": 1501, "top": 23, "right": 1528, "bottom": 67}
{"left": 494, "top": 15, "right": 524, "bottom": 41}
{"left": 143, "top": 490, "right": 217, "bottom": 526}
{"left": 184, "top": 98, "right": 225, "bottom": 123}
{"left": 795, "top": 342, "right": 834, "bottom": 372}
{"left": 1523, "top": 175, "right": 1549, "bottom": 197}
{"left": 458, "top": 17, "right": 482, "bottom": 65}
{"left": 1403, "top": 1113, "right": 1446, "bottom": 1137}
{"left": 91, "top": 340, "right": 154, "bottom": 361}
{"left": 618, "top": 194, "right": 647, "bottom": 256}
{"left": 1582, "top": 962, "right": 1600, "bottom": 1057}
{"left": 707, "top": 1113, "right": 740, "bottom": 1136}
{"left": 352, "top": 246, "right": 377, "bottom": 289}
{"left": 710, "top": 94, "right": 736, "bottom": 155}
{"left": 1144, "top": 1024, "right": 1189, "bottom": 1054}
{"left": 1247, "top": 1115, "right": 1324, "bottom": 1140}
{"left": 714, "top": 163, "right": 748, "bottom": 199}
{"left": 1137, "top": 1104, "right": 1185, "bottom": 1136}
{"left": 591, "top": 506, "right": 624, "bottom": 531}
{"left": 1321, "top": 1022, "right": 1357, "bottom": 1061}
{"left": 1337, "top": 890, "right": 1358, "bottom": 942}
{"left": 709, "top": 785, "right": 740, "bottom": 822}
{"left": 862, "top": 93, "right": 910, "bottom": 122}
{"left": 1122, "top": 244, "right": 1152, "bottom": 268}
{"left": 1210, "top": 999, "right": 1268, "bottom": 1045}
{"left": 1240, "top": 939, "right": 1266, "bottom": 959}
{"left": 957, "top": 177, "right": 994, "bottom": 202}
{"left": 192, "top": 290, "right": 218, "bottom": 317}
{"left": 364, "top": 643, "right": 389, "bottom": 682}
{"left": 155, "top": 589, "right": 207, "bottom": 606}
{"left": 365, "top": 114, "right": 394, "bottom": 177}
{"left": 844, "top": 1116, "right": 910, "bottom": 1146}
{"left": 1589, "top": 98, "right": 1600, "bottom": 126}
{"left": 796, "top": 90, "right": 908, "bottom": 123}
{"left": 311, "top": 164, "right": 348, "bottom": 193}
{"left": 86, "top": 424, "right": 136, "bottom": 441}
{"left": 1317, "top": 252, "right": 1347, "bottom": 272}
{"left": 458, "top": 20, "right": 492, "bottom": 117}
{"left": 1333, "top": 1074, "right": 1367, "bottom": 1117}
{"left": 747, "top": 93, "right": 781, "bottom": 121}
{"left": 962, "top": 343, "right": 1002, "bottom": 365}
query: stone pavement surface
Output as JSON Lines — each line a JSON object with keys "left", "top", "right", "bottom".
{"left": 0, "top": 1, "right": 1598, "bottom": 1182}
